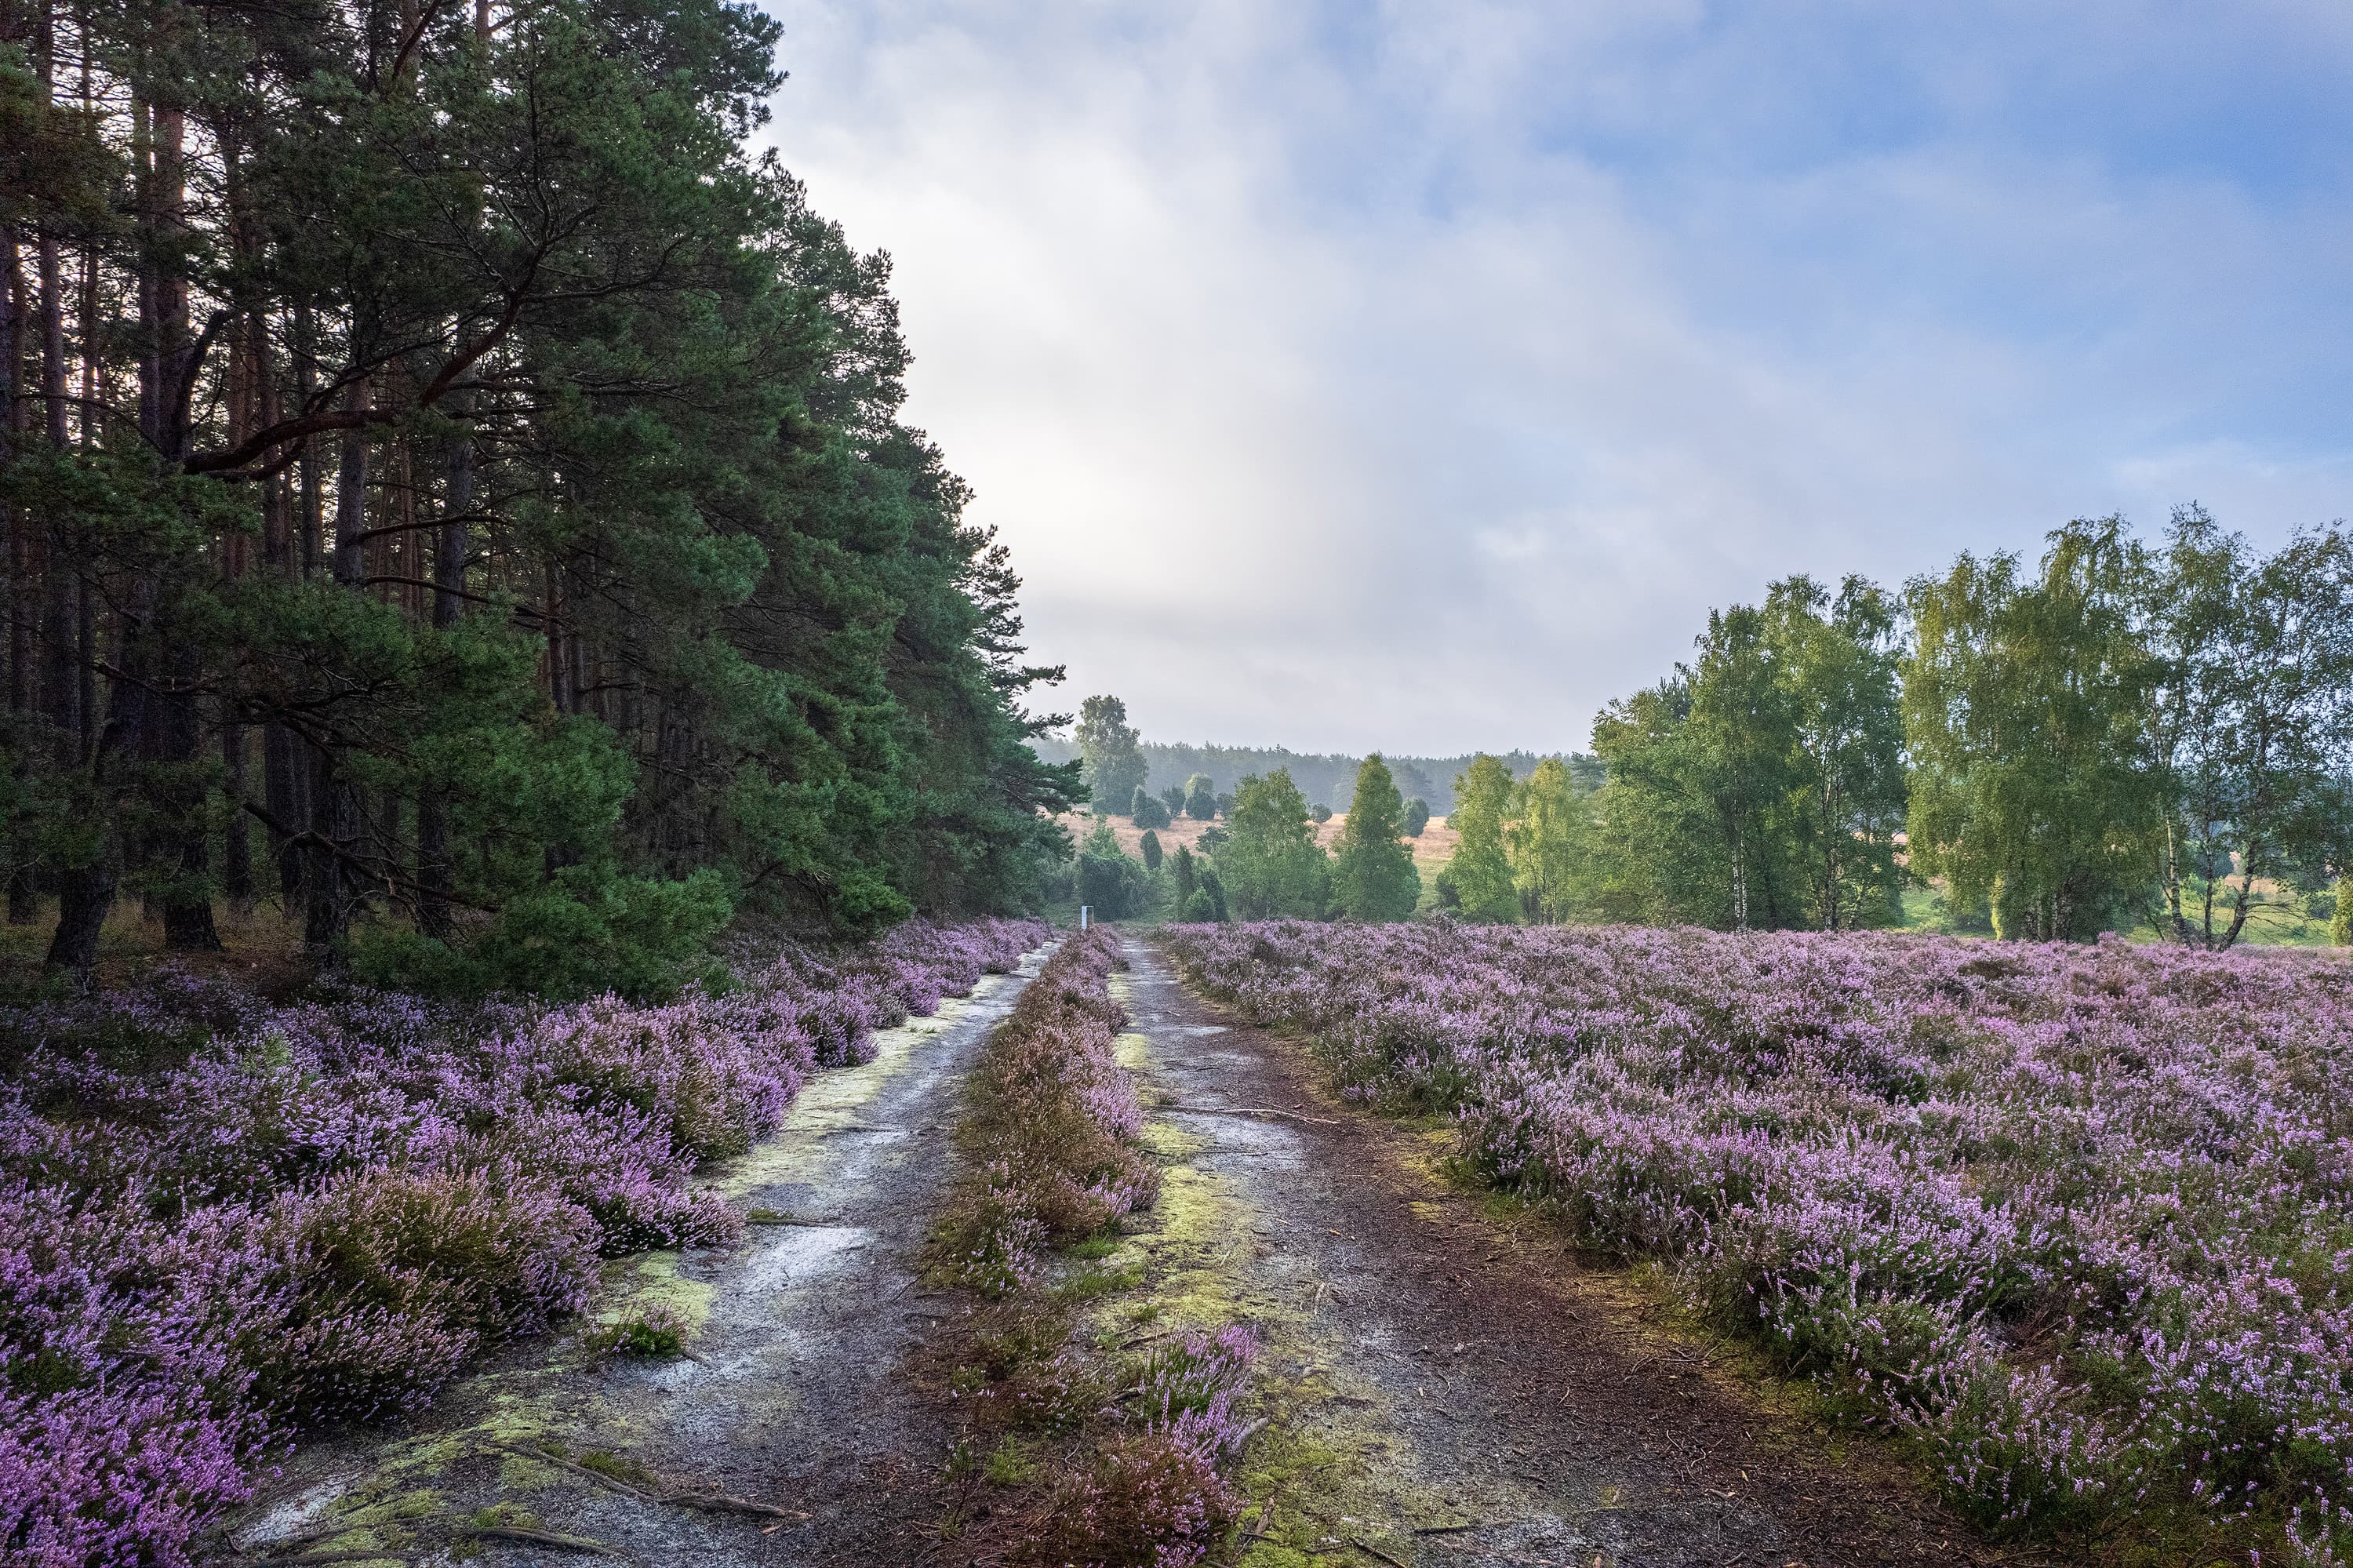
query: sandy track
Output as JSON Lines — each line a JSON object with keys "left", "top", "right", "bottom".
{"left": 1124, "top": 937, "right": 2001, "bottom": 1568}
{"left": 226, "top": 946, "right": 1051, "bottom": 1568}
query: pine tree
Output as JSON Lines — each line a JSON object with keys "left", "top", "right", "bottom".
{"left": 0, "top": 0, "right": 1082, "bottom": 992}
{"left": 1332, "top": 755, "right": 1419, "bottom": 921}
{"left": 1184, "top": 773, "right": 1217, "bottom": 820}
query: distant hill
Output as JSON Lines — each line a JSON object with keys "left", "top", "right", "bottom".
{"left": 1026, "top": 738, "right": 1598, "bottom": 815}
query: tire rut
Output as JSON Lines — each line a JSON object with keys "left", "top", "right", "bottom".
{"left": 1123, "top": 937, "right": 2002, "bottom": 1568}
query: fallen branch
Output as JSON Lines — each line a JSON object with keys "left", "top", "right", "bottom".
{"left": 663, "top": 1489, "right": 808, "bottom": 1521}
{"left": 1351, "top": 1538, "right": 1410, "bottom": 1568}
{"left": 497, "top": 1443, "right": 656, "bottom": 1501}
{"left": 494, "top": 1443, "right": 805, "bottom": 1519}
{"left": 468, "top": 1525, "right": 631, "bottom": 1559}
{"left": 1413, "top": 1518, "right": 1520, "bottom": 1535}
{"left": 1158, "top": 1103, "right": 1344, "bottom": 1127}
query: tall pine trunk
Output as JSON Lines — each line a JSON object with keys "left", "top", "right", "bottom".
{"left": 2, "top": 224, "right": 33, "bottom": 924}
{"left": 36, "top": 7, "right": 114, "bottom": 968}
{"left": 148, "top": 101, "right": 218, "bottom": 953}
{"left": 215, "top": 204, "right": 256, "bottom": 918}
{"left": 304, "top": 376, "right": 370, "bottom": 955}
{"left": 416, "top": 397, "right": 471, "bottom": 939}
{"left": 256, "top": 301, "right": 305, "bottom": 908}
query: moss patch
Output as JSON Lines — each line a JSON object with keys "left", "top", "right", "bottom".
{"left": 598, "top": 1250, "right": 716, "bottom": 1337}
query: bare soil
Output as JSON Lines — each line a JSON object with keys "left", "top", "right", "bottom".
{"left": 1124, "top": 936, "right": 2015, "bottom": 1568}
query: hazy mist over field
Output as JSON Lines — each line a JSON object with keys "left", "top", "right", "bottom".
{"left": 763, "top": 2, "right": 2353, "bottom": 755}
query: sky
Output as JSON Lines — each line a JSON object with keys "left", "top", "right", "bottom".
{"left": 757, "top": 1, "right": 2353, "bottom": 757}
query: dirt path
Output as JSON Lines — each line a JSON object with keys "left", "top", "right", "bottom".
{"left": 1122, "top": 937, "right": 2002, "bottom": 1568}
{"left": 227, "top": 945, "right": 1053, "bottom": 1568}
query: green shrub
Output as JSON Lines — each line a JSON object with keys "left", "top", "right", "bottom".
{"left": 349, "top": 865, "right": 733, "bottom": 1001}
{"left": 1402, "top": 798, "right": 1431, "bottom": 837}
{"left": 1138, "top": 831, "right": 1162, "bottom": 871}
{"left": 1196, "top": 868, "right": 1229, "bottom": 921}
{"left": 1129, "top": 788, "right": 1172, "bottom": 830}
{"left": 1075, "top": 824, "right": 1149, "bottom": 920}
{"left": 582, "top": 1306, "right": 689, "bottom": 1361}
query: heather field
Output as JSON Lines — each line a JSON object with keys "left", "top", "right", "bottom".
{"left": 1163, "top": 921, "right": 2353, "bottom": 1560}
{"left": 0, "top": 919, "right": 1046, "bottom": 1567}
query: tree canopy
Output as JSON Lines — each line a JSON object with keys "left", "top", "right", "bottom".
{"left": 1564, "top": 576, "right": 1910, "bottom": 932}
{"left": 1075, "top": 694, "right": 1146, "bottom": 815}
{"left": 1442, "top": 755, "right": 1519, "bottom": 923}
{"left": 1904, "top": 521, "right": 2166, "bottom": 941}
{"left": 2140, "top": 506, "right": 2353, "bottom": 948}
{"left": 1436, "top": 514, "right": 2350, "bottom": 948}
{"left": 0, "top": 0, "right": 1079, "bottom": 993}
{"left": 1213, "top": 768, "right": 1329, "bottom": 919}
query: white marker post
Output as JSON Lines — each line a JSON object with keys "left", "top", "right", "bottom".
{"left": 1079, "top": 905, "right": 1090, "bottom": 931}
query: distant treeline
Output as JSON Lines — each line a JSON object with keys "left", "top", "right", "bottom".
{"left": 1062, "top": 509, "right": 2353, "bottom": 951}
{"left": 1027, "top": 737, "right": 1589, "bottom": 816}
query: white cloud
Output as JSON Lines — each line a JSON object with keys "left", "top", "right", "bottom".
{"left": 758, "top": 1, "right": 2353, "bottom": 755}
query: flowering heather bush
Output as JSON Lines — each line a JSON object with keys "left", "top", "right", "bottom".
{"left": 1035, "top": 1328, "right": 1260, "bottom": 1568}
{"left": 933, "top": 931, "right": 1254, "bottom": 1568}
{"left": 0, "top": 917, "right": 1045, "bottom": 1568}
{"left": 1126, "top": 1324, "right": 1258, "bottom": 1436}
{"left": 1164, "top": 920, "right": 2353, "bottom": 1555}
{"left": 936, "top": 927, "right": 1159, "bottom": 1295}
